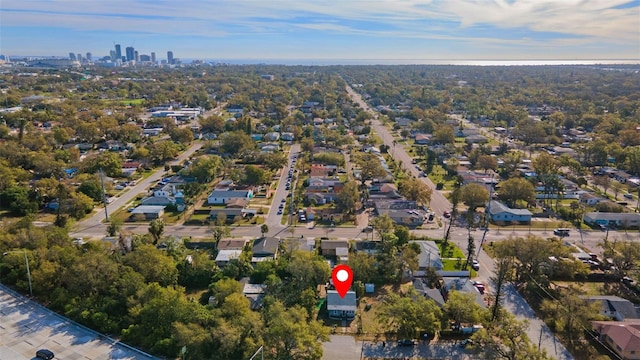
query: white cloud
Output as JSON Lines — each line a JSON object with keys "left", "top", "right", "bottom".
{"left": 1, "top": 0, "right": 638, "bottom": 58}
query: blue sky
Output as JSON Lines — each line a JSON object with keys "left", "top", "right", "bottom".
{"left": 1, "top": 0, "right": 639, "bottom": 62}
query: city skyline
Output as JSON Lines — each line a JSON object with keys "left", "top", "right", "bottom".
{"left": 1, "top": 0, "right": 639, "bottom": 63}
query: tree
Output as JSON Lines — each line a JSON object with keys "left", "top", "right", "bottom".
{"left": 444, "top": 291, "right": 487, "bottom": 327}
{"left": 335, "top": 181, "right": 360, "bottom": 216}
{"left": 593, "top": 175, "right": 610, "bottom": 194}
{"left": 260, "top": 224, "right": 269, "bottom": 237}
{"left": 513, "top": 118, "right": 546, "bottom": 146}
{"left": 477, "top": 155, "right": 498, "bottom": 173}
{"left": 354, "top": 153, "right": 387, "bottom": 186}
{"left": 433, "top": 126, "right": 455, "bottom": 144}
{"left": 497, "top": 178, "right": 535, "bottom": 207}
{"left": 243, "top": 165, "right": 266, "bottom": 185}
{"left": 540, "top": 287, "right": 605, "bottom": 348}
{"left": 169, "top": 127, "right": 194, "bottom": 144}
{"left": 369, "top": 213, "right": 394, "bottom": 238}
{"left": 263, "top": 300, "right": 329, "bottom": 360}
{"left": 533, "top": 153, "right": 559, "bottom": 206}
{"left": 122, "top": 244, "right": 179, "bottom": 286}
{"left": 472, "top": 310, "right": 550, "bottom": 360}
{"left": 398, "top": 177, "right": 433, "bottom": 207}
{"left": 106, "top": 218, "right": 122, "bottom": 237}
{"left": 220, "top": 131, "right": 255, "bottom": 156}
{"left": 84, "top": 152, "right": 123, "bottom": 177}
{"left": 210, "top": 278, "right": 243, "bottom": 306}
{"left": 184, "top": 155, "right": 222, "bottom": 183}
{"left": 347, "top": 252, "right": 378, "bottom": 284}
{"left": 199, "top": 114, "right": 224, "bottom": 133}
{"left": 259, "top": 152, "right": 288, "bottom": 172}
{"left": 376, "top": 289, "right": 442, "bottom": 338}
{"left": 148, "top": 219, "right": 165, "bottom": 244}
{"left": 461, "top": 183, "right": 489, "bottom": 211}
{"left": 490, "top": 258, "right": 513, "bottom": 321}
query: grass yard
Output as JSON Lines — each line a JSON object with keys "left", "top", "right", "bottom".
{"left": 426, "top": 165, "right": 457, "bottom": 190}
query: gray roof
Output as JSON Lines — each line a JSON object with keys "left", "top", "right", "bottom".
{"left": 253, "top": 237, "right": 279, "bottom": 256}
{"left": 326, "top": 290, "right": 357, "bottom": 311}
{"left": 488, "top": 200, "right": 532, "bottom": 216}
{"left": 130, "top": 205, "right": 165, "bottom": 214}
{"left": 584, "top": 212, "right": 640, "bottom": 222}
{"left": 409, "top": 241, "right": 443, "bottom": 270}
{"left": 581, "top": 295, "right": 640, "bottom": 320}
{"left": 412, "top": 279, "right": 445, "bottom": 307}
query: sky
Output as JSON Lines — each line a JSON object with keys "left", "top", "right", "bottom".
{"left": 1, "top": 0, "right": 639, "bottom": 63}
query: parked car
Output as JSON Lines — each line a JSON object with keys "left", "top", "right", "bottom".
{"left": 36, "top": 349, "right": 55, "bottom": 360}
{"left": 397, "top": 339, "right": 415, "bottom": 347}
{"left": 553, "top": 228, "right": 570, "bottom": 237}
{"left": 460, "top": 339, "right": 474, "bottom": 348}
{"left": 624, "top": 193, "right": 633, "bottom": 199}
{"left": 473, "top": 281, "right": 485, "bottom": 294}
{"left": 471, "top": 260, "right": 480, "bottom": 271}
{"left": 277, "top": 210, "right": 283, "bottom": 215}
{"left": 443, "top": 211, "right": 451, "bottom": 218}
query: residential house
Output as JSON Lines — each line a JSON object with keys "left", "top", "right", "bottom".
{"left": 412, "top": 278, "right": 446, "bottom": 307}
{"left": 307, "top": 192, "right": 339, "bottom": 205}
{"left": 243, "top": 282, "right": 267, "bottom": 310}
{"left": 409, "top": 241, "right": 443, "bottom": 272}
{"left": 379, "top": 208, "right": 426, "bottom": 228}
{"left": 264, "top": 132, "right": 280, "bottom": 141}
{"left": 326, "top": 290, "right": 357, "bottom": 320}
{"left": 369, "top": 183, "right": 402, "bottom": 199}
{"left": 207, "top": 189, "right": 253, "bottom": 205}
{"left": 225, "top": 198, "right": 250, "bottom": 208}
{"left": 465, "top": 135, "right": 489, "bottom": 144}
{"left": 252, "top": 237, "right": 279, "bottom": 263}
{"left": 309, "top": 208, "right": 344, "bottom": 223}
{"left": 395, "top": 117, "right": 413, "bottom": 127}
{"left": 260, "top": 143, "right": 279, "bottom": 153}
{"left": 414, "top": 133, "right": 432, "bottom": 145}
{"left": 441, "top": 276, "right": 486, "bottom": 308}
{"left": 209, "top": 208, "right": 255, "bottom": 221}
{"left": 591, "top": 320, "right": 640, "bottom": 360}
{"left": 141, "top": 189, "right": 177, "bottom": 206}
{"left": 355, "top": 241, "right": 379, "bottom": 255}
{"left": 216, "top": 239, "right": 249, "bottom": 251}
{"left": 373, "top": 199, "right": 418, "bottom": 211}
{"left": 215, "top": 249, "right": 243, "bottom": 267}
{"left": 583, "top": 213, "right": 640, "bottom": 229}
{"left": 456, "top": 128, "right": 480, "bottom": 138}
{"left": 320, "top": 239, "right": 350, "bottom": 257}
{"left": 580, "top": 192, "right": 606, "bottom": 206}
{"left": 281, "top": 132, "right": 295, "bottom": 141}
{"left": 310, "top": 164, "right": 333, "bottom": 178}
{"left": 581, "top": 296, "right": 640, "bottom": 321}
{"left": 459, "top": 171, "right": 499, "bottom": 186}
{"left": 129, "top": 205, "right": 165, "bottom": 221}
{"left": 487, "top": 200, "right": 532, "bottom": 224}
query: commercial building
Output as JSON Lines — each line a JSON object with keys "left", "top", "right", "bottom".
{"left": 167, "top": 51, "right": 174, "bottom": 65}
{"left": 125, "top": 46, "right": 135, "bottom": 62}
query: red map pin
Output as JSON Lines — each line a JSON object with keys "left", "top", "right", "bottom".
{"left": 331, "top": 264, "right": 354, "bottom": 298}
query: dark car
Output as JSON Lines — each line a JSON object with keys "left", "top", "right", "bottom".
{"left": 397, "top": 339, "right": 415, "bottom": 347}
{"left": 443, "top": 211, "right": 451, "bottom": 218}
{"left": 36, "top": 349, "right": 55, "bottom": 360}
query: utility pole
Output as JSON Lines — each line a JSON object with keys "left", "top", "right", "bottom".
{"left": 99, "top": 168, "right": 109, "bottom": 222}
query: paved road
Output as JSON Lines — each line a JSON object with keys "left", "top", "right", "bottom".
{"left": 264, "top": 144, "right": 300, "bottom": 234}
{"left": 344, "top": 84, "right": 452, "bottom": 216}
{"left": 0, "top": 285, "right": 157, "bottom": 360}
{"left": 71, "top": 142, "right": 203, "bottom": 237}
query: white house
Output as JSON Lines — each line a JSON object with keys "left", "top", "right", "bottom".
{"left": 583, "top": 212, "right": 640, "bottom": 229}
{"left": 326, "top": 290, "right": 357, "bottom": 320}
{"left": 207, "top": 190, "right": 253, "bottom": 205}
{"left": 215, "top": 249, "right": 242, "bottom": 267}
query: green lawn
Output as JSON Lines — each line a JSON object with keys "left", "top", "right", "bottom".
{"left": 426, "top": 165, "right": 457, "bottom": 190}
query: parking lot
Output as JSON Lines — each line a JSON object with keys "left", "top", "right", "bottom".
{"left": 0, "top": 285, "right": 157, "bottom": 360}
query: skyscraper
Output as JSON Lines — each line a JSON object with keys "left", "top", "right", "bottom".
{"left": 86, "top": 52, "right": 92, "bottom": 61}
{"left": 69, "top": 52, "right": 76, "bottom": 60}
{"left": 151, "top": 52, "right": 156, "bottom": 63}
{"left": 125, "top": 47, "right": 135, "bottom": 61}
{"left": 167, "top": 51, "right": 174, "bottom": 65}
{"left": 115, "top": 44, "right": 122, "bottom": 60}
{"left": 77, "top": 53, "right": 83, "bottom": 62}
{"left": 134, "top": 50, "right": 139, "bottom": 62}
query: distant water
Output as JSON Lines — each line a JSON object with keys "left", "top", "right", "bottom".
{"left": 187, "top": 58, "right": 640, "bottom": 66}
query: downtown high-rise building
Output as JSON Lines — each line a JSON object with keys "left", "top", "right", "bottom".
{"left": 86, "top": 52, "right": 92, "bottom": 61}
{"left": 69, "top": 52, "right": 76, "bottom": 60}
{"left": 125, "top": 47, "right": 135, "bottom": 61}
{"left": 167, "top": 51, "right": 174, "bottom": 65}
{"left": 151, "top": 52, "right": 156, "bottom": 63}
{"left": 115, "top": 44, "right": 122, "bottom": 60}
{"left": 134, "top": 50, "right": 139, "bottom": 62}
